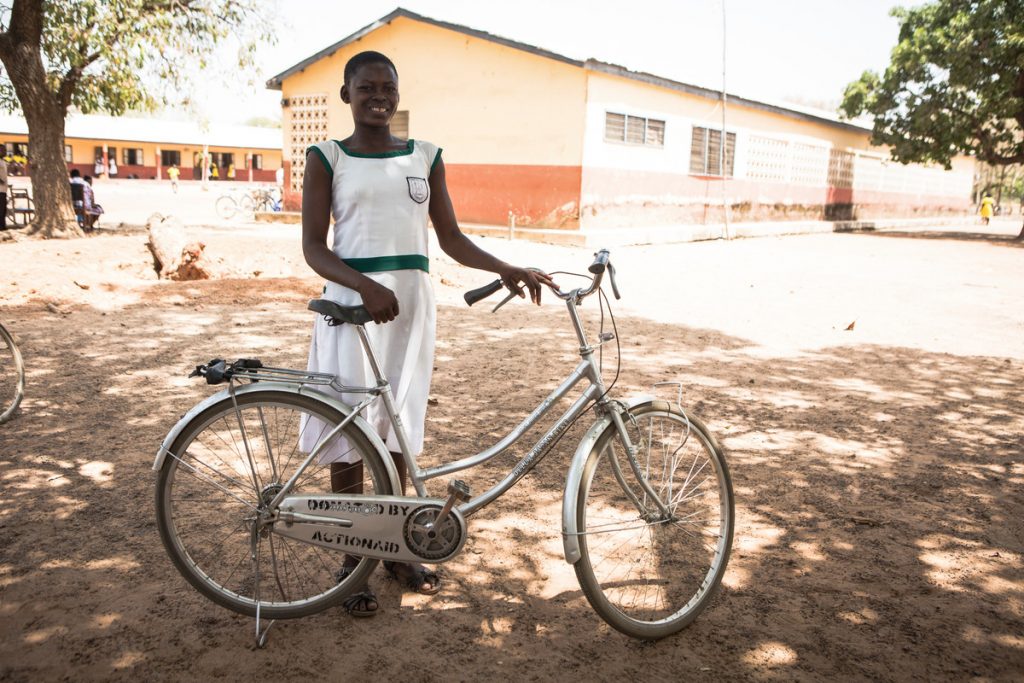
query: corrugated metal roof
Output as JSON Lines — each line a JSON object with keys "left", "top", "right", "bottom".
{"left": 0, "top": 113, "right": 282, "bottom": 149}
{"left": 265, "top": 7, "right": 582, "bottom": 89}
{"left": 266, "top": 7, "right": 871, "bottom": 134}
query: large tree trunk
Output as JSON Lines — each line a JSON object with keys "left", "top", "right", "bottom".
{"left": 22, "top": 101, "right": 80, "bottom": 237}
{"left": 0, "top": 0, "right": 81, "bottom": 238}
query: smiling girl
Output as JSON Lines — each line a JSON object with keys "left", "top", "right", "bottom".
{"left": 301, "top": 51, "right": 554, "bottom": 617}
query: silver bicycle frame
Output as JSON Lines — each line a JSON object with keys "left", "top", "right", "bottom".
{"left": 352, "top": 292, "right": 613, "bottom": 517}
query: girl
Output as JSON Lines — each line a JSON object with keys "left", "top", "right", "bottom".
{"left": 301, "top": 51, "right": 554, "bottom": 617}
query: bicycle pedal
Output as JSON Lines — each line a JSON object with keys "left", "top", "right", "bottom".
{"left": 447, "top": 479, "right": 471, "bottom": 501}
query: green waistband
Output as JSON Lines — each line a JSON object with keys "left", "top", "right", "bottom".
{"left": 342, "top": 254, "right": 429, "bottom": 273}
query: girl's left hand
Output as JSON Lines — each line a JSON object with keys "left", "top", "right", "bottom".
{"left": 498, "top": 266, "right": 557, "bottom": 305}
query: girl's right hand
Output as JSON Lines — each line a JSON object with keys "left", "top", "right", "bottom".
{"left": 357, "top": 278, "right": 399, "bottom": 324}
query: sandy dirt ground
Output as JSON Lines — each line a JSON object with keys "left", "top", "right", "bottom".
{"left": 0, "top": 215, "right": 1022, "bottom": 681}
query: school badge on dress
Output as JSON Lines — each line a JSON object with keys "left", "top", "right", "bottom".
{"left": 406, "top": 177, "right": 429, "bottom": 204}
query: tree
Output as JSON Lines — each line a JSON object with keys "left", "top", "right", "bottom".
{"left": 840, "top": 0, "right": 1024, "bottom": 237}
{"left": 0, "top": 0, "right": 274, "bottom": 238}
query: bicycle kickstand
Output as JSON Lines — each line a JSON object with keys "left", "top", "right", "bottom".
{"left": 250, "top": 525, "right": 275, "bottom": 648}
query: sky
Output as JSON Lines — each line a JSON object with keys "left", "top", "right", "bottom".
{"left": 191, "top": 0, "right": 920, "bottom": 126}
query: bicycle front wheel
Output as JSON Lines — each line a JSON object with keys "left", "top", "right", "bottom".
{"left": 237, "top": 193, "right": 255, "bottom": 217}
{"left": 155, "top": 390, "right": 394, "bottom": 619}
{"left": 574, "top": 403, "right": 734, "bottom": 639}
{"left": 0, "top": 323, "right": 24, "bottom": 424}
{"left": 214, "top": 195, "right": 237, "bottom": 220}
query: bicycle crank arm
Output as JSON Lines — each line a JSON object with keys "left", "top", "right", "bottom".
{"left": 274, "top": 494, "right": 468, "bottom": 564}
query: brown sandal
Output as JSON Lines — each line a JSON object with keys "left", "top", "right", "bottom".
{"left": 336, "top": 566, "right": 378, "bottom": 617}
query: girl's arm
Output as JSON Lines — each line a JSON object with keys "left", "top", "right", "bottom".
{"left": 428, "top": 157, "right": 555, "bottom": 304}
{"left": 301, "top": 151, "right": 400, "bottom": 323}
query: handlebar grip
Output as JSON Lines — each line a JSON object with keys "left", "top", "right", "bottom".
{"left": 589, "top": 249, "right": 610, "bottom": 274}
{"left": 464, "top": 279, "right": 504, "bottom": 306}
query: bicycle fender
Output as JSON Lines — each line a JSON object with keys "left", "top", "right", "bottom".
{"left": 152, "top": 382, "right": 401, "bottom": 496}
{"left": 561, "top": 396, "right": 659, "bottom": 565}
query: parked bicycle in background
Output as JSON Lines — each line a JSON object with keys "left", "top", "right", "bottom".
{"left": 215, "top": 186, "right": 281, "bottom": 220}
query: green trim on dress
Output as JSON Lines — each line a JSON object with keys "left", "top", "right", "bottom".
{"left": 334, "top": 139, "right": 415, "bottom": 158}
{"left": 306, "top": 145, "right": 333, "bottom": 177}
{"left": 342, "top": 254, "right": 429, "bottom": 273}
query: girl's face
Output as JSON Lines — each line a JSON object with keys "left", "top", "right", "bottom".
{"left": 341, "top": 62, "right": 399, "bottom": 129}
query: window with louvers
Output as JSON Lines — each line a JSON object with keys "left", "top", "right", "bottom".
{"left": 689, "top": 126, "right": 735, "bottom": 176}
{"left": 604, "top": 112, "right": 664, "bottom": 147}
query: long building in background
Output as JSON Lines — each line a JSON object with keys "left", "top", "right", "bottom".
{"left": 0, "top": 114, "right": 283, "bottom": 183}
{"left": 267, "top": 8, "right": 974, "bottom": 240}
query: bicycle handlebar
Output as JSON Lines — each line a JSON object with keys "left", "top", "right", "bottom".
{"left": 464, "top": 279, "right": 505, "bottom": 306}
{"left": 464, "top": 249, "right": 619, "bottom": 308}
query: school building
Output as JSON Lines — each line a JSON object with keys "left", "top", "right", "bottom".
{"left": 266, "top": 8, "right": 974, "bottom": 242}
{"left": 0, "top": 113, "right": 282, "bottom": 183}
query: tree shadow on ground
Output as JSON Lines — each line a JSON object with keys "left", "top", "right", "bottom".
{"left": 0, "top": 281, "right": 1021, "bottom": 681}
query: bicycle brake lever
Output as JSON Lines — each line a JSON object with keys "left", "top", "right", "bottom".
{"left": 608, "top": 262, "right": 621, "bottom": 300}
{"left": 491, "top": 290, "right": 518, "bottom": 313}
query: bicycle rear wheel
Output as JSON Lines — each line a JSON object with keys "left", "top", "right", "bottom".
{"left": 574, "top": 402, "right": 734, "bottom": 639}
{"left": 0, "top": 323, "right": 24, "bottom": 424}
{"left": 155, "top": 390, "right": 393, "bottom": 619}
{"left": 214, "top": 195, "right": 237, "bottom": 220}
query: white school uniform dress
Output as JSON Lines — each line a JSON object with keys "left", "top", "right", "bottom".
{"left": 301, "top": 138, "right": 442, "bottom": 463}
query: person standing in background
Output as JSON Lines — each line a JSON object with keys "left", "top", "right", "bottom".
{"left": 167, "top": 164, "right": 180, "bottom": 192}
{"left": 979, "top": 193, "right": 995, "bottom": 226}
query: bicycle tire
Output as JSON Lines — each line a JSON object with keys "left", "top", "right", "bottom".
{"left": 155, "top": 390, "right": 394, "bottom": 619}
{"left": 0, "top": 323, "right": 24, "bottom": 424}
{"left": 214, "top": 195, "right": 237, "bottom": 220}
{"left": 237, "top": 193, "right": 255, "bottom": 217}
{"left": 573, "top": 403, "right": 734, "bottom": 639}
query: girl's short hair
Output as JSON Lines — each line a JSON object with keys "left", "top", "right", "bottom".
{"left": 344, "top": 51, "right": 397, "bottom": 84}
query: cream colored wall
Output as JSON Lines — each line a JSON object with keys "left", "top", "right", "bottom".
{"left": 581, "top": 69, "right": 973, "bottom": 198}
{"left": 581, "top": 70, "right": 871, "bottom": 174}
{"left": 280, "top": 16, "right": 588, "bottom": 166}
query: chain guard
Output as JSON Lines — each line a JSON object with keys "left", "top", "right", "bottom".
{"left": 273, "top": 494, "right": 467, "bottom": 563}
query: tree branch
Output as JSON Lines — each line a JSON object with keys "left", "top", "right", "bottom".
{"left": 7, "top": 0, "right": 43, "bottom": 46}
{"left": 57, "top": 50, "right": 100, "bottom": 108}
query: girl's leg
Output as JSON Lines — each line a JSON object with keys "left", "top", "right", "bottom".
{"left": 331, "top": 460, "right": 363, "bottom": 494}
{"left": 385, "top": 452, "right": 441, "bottom": 594}
{"left": 330, "top": 460, "right": 378, "bottom": 616}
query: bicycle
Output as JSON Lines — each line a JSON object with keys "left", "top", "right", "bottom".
{"left": 1, "top": 321, "right": 25, "bottom": 423}
{"left": 251, "top": 187, "right": 281, "bottom": 213}
{"left": 153, "top": 249, "right": 734, "bottom": 645}
{"left": 214, "top": 190, "right": 255, "bottom": 220}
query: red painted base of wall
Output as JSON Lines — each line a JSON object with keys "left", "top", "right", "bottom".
{"left": 444, "top": 163, "right": 581, "bottom": 229}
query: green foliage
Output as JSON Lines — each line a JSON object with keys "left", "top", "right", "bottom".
{"left": 0, "top": 0, "right": 276, "bottom": 115}
{"left": 840, "top": 0, "right": 1024, "bottom": 169}
{"left": 243, "top": 115, "right": 282, "bottom": 129}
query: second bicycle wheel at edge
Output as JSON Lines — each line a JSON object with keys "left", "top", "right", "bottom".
{"left": 155, "top": 390, "right": 393, "bottom": 619}
{"left": 573, "top": 402, "right": 734, "bottom": 639}
{"left": 0, "top": 323, "right": 24, "bottom": 424}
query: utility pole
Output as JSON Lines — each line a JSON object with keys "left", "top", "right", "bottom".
{"left": 721, "top": 0, "right": 731, "bottom": 239}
